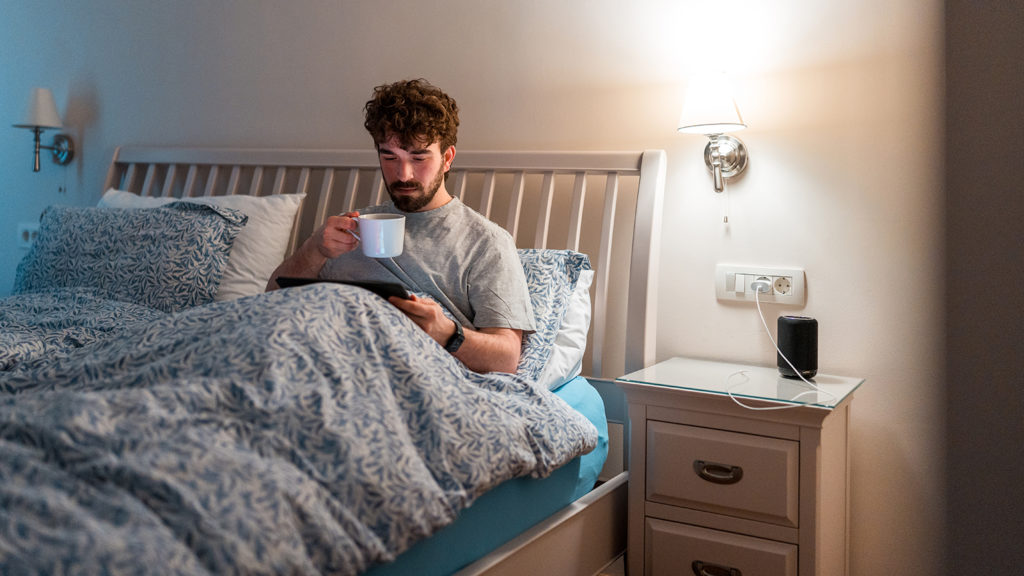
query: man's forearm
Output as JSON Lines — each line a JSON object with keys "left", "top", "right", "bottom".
{"left": 451, "top": 326, "right": 522, "bottom": 374}
{"left": 265, "top": 239, "right": 328, "bottom": 291}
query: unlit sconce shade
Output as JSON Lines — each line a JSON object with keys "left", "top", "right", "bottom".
{"left": 678, "top": 74, "right": 748, "bottom": 192}
{"left": 13, "top": 87, "right": 74, "bottom": 172}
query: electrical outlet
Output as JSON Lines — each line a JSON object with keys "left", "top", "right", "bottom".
{"left": 17, "top": 223, "right": 39, "bottom": 249}
{"left": 751, "top": 276, "right": 772, "bottom": 293}
{"left": 773, "top": 276, "right": 792, "bottom": 295}
{"left": 715, "top": 264, "right": 806, "bottom": 306}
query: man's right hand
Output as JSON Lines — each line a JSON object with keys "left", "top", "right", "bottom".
{"left": 265, "top": 211, "right": 360, "bottom": 291}
{"left": 314, "top": 211, "right": 361, "bottom": 259}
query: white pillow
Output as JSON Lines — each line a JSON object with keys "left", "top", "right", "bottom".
{"left": 537, "top": 268, "right": 593, "bottom": 390}
{"left": 99, "top": 189, "right": 304, "bottom": 301}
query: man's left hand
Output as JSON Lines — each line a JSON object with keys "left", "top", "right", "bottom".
{"left": 388, "top": 294, "right": 454, "bottom": 345}
{"left": 388, "top": 295, "right": 522, "bottom": 373}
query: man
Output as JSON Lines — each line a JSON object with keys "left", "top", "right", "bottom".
{"left": 267, "top": 79, "right": 535, "bottom": 374}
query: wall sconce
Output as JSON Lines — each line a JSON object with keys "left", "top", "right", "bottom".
{"left": 677, "top": 74, "right": 747, "bottom": 193}
{"left": 12, "top": 87, "right": 75, "bottom": 172}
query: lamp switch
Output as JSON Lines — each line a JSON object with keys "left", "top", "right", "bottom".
{"left": 733, "top": 273, "right": 745, "bottom": 294}
{"left": 17, "top": 223, "right": 39, "bottom": 249}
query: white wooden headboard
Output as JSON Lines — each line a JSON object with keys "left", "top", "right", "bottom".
{"left": 104, "top": 146, "right": 665, "bottom": 380}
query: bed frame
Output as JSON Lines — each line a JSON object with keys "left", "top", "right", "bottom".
{"left": 103, "top": 145, "right": 666, "bottom": 576}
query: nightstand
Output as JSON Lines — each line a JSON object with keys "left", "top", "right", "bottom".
{"left": 616, "top": 357, "right": 862, "bottom": 576}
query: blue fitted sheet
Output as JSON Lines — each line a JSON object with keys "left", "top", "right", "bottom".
{"left": 364, "top": 375, "right": 610, "bottom": 576}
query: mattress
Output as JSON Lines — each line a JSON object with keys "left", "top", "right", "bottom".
{"left": 363, "top": 375, "right": 610, "bottom": 575}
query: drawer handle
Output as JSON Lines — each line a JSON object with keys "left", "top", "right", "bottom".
{"left": 692, "top": 560, "right": 742, "bottom": 576}
{"left": 693, "top": 460, "right": 744, "bottom": 484}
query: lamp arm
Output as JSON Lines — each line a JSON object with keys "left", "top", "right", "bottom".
{"left": 31, "top": 127, "right": 43, "bottom": 172}
{"left": 35, "top": 132, "right": 75, "bottom": 167}
{"left": 709, "top": 134, "right": 725, "bottom": 192}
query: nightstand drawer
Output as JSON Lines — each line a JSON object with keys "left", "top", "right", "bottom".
{"left": 646, "top": 421, "right": 799, "bottom": 527}
{"left": 646, "top": 518, "right": 797, "bottom": 576}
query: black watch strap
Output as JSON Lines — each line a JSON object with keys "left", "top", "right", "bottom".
{"left": 444, "top": 320, "right": 465, "bottom": 353}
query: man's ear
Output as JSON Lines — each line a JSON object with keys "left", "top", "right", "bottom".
{"left": 443, "top": 146, "right": 456, "bottom": 172}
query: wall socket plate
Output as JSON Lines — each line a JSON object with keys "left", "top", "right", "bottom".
{"left": 715, "top": 264, "right": 806, "bottom": 306}
{"left": 17, "top": 223, "right": 40, "bottom": 249}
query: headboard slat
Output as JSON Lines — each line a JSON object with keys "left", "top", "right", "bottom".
{"left": 534, "top": 172, "right": 555, "bottom": 250}
{"left": 479, "top": 171, "right": 496, "bottom": 220}
{"left": 249, "top": 167, "right": 264, "bottom": 196}
{"left": 590, "top": 174, "right": 619, "bottom": 377}
{"left": 203, "top": 166, "right": 220, "bottom": 196}
{"left": 451, "top": 171, "right": 467, "bottom": 201}
{"left": 566, "top": 172, "right": 587, "bottom": 252}
{"left": 121, "top": 164, "right": 138, "bottom": 191}
{"left": 161, "top": 166, "right": 178, "bottom": 198}
{"left": 226, "top": 166, "right": 242, "bottom": 195}
{"left": 295, "top": 168, "right": 311, "bottom": 197}
{"left": 141, "top": 165, "right": 158, "bottom": 197}
{"left": 371, "top": 172, "right": 386, "bottom": 205}
{"left": 506, "top": 172, "right": 526, "bottom": 244}
{"left": 314, "top": 169, "right": 336, "bottom": 223}
{"left": 342, "top": 169, "right": 359, "bottom": 213}
{"left": 183, "top": 165, "right": 199, "bottom": 197}
{"left": 271, "top": 167, "right": 287, "bottom": 196}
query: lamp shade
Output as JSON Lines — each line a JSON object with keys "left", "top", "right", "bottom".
{"left": 13, "top": 87, "right": 63, "bottom": 130}
{"left": 677, "top": 74, "right": 745, "bottom": 135}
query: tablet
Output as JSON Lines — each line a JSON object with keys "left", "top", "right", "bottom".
{"left": 275, "top": 277, "right": 410, "bottom": 300}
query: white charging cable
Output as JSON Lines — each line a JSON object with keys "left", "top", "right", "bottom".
{"left": 725, "top": 279, "right": 837, "bottom": 410}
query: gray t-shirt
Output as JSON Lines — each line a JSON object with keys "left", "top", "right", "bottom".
{"left": 320, "top": 198, "right": 536, "bottom": 332}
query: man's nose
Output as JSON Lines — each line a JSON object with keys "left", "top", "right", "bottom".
{"left": 396, "top": 160, "right": 414, "bottom": 180}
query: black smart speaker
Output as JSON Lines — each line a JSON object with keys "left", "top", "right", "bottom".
{"left": 777, "top": 316, "right": 817, "bottom": 379}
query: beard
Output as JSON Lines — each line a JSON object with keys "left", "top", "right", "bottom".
{"left": 386, "top": 163, "right": 446, "bottom": 212}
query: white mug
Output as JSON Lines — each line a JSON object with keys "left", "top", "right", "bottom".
{"left": 356, "top": 214, "right": 405, "bottom": 258}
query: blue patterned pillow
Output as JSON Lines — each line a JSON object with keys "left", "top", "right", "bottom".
{"left": 516, "top": 249, "right": 592, "bottom": 385}
{"left": 13, "top": 203, "right": 246, "bottom": 312}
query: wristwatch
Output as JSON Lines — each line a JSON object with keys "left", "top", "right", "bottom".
{"left": 444, "top": 320, "right": 465, "bottom": 353}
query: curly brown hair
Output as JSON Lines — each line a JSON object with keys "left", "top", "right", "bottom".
{"left": 363, "top": 79, "right": 459, "bottom": 152}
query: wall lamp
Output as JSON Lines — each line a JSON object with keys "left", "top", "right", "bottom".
{"left": 677, "top": 74, "right": 747, "bottom": 193}
{"left": 13, "top": 87, "right": 75, "bottom": 172}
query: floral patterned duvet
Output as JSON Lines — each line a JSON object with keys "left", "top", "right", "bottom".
{"left": 0, "top": 283, "right": 597, "bottom": 575}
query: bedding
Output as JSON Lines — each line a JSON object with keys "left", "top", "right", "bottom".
{"left": 11, "top": 202, "right": 246, "bottom": 312}
{"left": 0, "top": 283, "right": 598, "bottom": 575}
{"left": 98, "top": 189, "right": 305, "bottom": 301}
{"left": 517, "top": 249, "right": 592, "bottom": 390}
{"left": 366, "top": 375, "right": 608, "bottom": 576}
{"left": 537, "top": 268, "right": 593, "bottom": 390}
{"left": 0, "top": 288, "right": 165, "bottom": 371}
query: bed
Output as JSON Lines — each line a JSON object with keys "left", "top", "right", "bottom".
{"left": 1, "top": 145, "right": 665, "bottom": 575}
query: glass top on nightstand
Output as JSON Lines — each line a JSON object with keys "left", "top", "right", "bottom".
{"left": 617, "top": 357, "right": 863, "bottom": 409}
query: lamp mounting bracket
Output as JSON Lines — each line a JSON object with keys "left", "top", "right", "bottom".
{"left": 47, "top": 133, "right": 75, "bottom": 166}
{"left": 704, "top": 134, "right": 748, "bottom": 192}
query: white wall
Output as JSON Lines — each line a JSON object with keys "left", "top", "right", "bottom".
{"left": 0, "top": 1, "right": 945, "bottom": 573}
